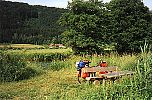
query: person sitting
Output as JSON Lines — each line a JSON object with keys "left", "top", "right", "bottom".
{"left": 76, "top": 60, "right": 90, "bottom": 79}
{"left": 99, "top": 60, "right": 108, "bottom": 74}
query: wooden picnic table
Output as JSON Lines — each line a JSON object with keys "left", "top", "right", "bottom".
{"left": 101, "top": 70, "right": 135, "bottom": 78}
{"left": 81, "top": 66, "right": 135, "bottom": 85}
{"left": 100, "top": 70, "right": 135, "bottom": 86}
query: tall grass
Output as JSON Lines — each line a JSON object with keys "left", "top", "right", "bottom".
{"left": 133, "top": 43, "right": 152, "bottom": 99}
{"left": 96, "top": 43, "right": 152, "bottom": 99}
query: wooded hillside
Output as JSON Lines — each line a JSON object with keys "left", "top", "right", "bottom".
{"left": 0, "top": 1, "right": 67, "bottom": 44}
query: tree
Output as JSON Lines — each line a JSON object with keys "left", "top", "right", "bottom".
{"left": 59, "top": 0, "right": 107, "bottom": 54}
{"left": 106, "top": 0, "right": 152, "bottom": 54}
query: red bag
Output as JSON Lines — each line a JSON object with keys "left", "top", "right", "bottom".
{"left": 81, "top": 72, "right": 89, "bottom": 79}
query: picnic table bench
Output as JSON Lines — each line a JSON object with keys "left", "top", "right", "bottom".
{"left": 81, "top": 66, "right": 135, "bottom": 85}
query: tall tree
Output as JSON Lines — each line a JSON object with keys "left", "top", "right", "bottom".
{"left": 59, "top": 0, "right": 107, "bottom": 54}
{"left": 107, "top": 0, "right": 152, "bottom": 54}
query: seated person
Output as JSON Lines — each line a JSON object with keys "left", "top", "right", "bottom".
{"left": 99, "top": 60, "right": 108, "bottom": 74}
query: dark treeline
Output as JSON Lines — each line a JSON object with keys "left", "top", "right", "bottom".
{"left": 0, "top": 1, "right": 67, "bottom": 44}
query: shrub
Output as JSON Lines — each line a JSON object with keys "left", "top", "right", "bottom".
{"left": 0, "top": 51, "right": 37, "bottom": 82}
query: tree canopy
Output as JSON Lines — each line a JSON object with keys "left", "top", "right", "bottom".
{"left": 59, "top": 0, "right": 108, "bottom": 54}
{"left": 59, "top": 0, "right": 152, "bottom": 54}
{"left": 107, "top": 0, "right": 152, "bottom": 53}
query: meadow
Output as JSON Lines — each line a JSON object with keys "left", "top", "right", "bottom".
{"left": 0, "top": 44, "right": 152, "bottom": 100}
{"left": 0, "top": 44, "right": 45, "bottom": 49}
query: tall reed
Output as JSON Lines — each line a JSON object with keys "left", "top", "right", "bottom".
{"left": 133, "top": 42, "right": 152, "bottom": 99}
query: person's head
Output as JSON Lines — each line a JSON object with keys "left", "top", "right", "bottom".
{"left": 100, "top": 60, "right": 107, "bottom": 67}
{"left": 102, "top": 61, "right": 106, "bottom": 63}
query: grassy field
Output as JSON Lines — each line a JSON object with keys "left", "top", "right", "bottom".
{"left": 0, "top": 54, "right": 138, "bottom": 99}
{"left": 0, "top": 45, "right": 152, "bottom": 99}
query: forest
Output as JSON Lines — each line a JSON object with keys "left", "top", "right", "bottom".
{"left": 0, "top": 1, "right": 67, "bottom": 44}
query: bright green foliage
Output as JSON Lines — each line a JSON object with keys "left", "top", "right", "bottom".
{"left": 59, "top": 0, "right": 107, "bottom": 54}
{"left": 106, "top": 0, "right": 152, "bottom": 54}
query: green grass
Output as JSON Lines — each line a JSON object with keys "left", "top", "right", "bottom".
{"left": 0, "top": 47, "right": 152, "bottom": 99}
{"left": 0, "top": 53, "right": 142, "bottom": 99}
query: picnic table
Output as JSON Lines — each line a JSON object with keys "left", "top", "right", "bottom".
{"left": 81, "top": 66, "right": 135, "bottom": 85}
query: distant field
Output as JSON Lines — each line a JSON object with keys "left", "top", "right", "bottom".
{"left": 0, "top": 44, "right": 45, "bottom": 49}
{"left": 0, "top": 44, "right": 72, "bottom": 62}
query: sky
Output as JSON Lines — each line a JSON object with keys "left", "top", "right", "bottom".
{"left": 5, "top": 0, "right": 152, "bottom": 10}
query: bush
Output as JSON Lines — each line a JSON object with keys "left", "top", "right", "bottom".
{"left": 0, "top": 51, "right": 37, "bottom": 82}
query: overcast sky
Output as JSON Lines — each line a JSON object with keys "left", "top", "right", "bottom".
{"left": 5, "top": 0, "right": 152, "bottom": 10}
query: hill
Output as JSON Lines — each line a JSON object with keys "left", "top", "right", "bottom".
{"left": 0, "top": 1, "right": 67, "bottom": 44}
